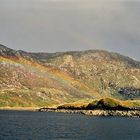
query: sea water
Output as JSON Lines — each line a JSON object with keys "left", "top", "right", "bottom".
{"left": 0, "top": 110, "right": 140, "bottom": 140}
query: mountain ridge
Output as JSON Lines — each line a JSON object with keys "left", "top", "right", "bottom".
{"left": 0, "top": 44, "right": 140, "bottom": 63}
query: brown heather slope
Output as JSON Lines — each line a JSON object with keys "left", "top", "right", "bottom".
{"left": 0, "top": 45, "right": 99, "bottom": 107}
{"left": 0, "top": 44, "right": 140, "bottom": 108}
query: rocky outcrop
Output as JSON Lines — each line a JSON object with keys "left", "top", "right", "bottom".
{"left": 118, "top": 87, "right": 140, "bottom": 99}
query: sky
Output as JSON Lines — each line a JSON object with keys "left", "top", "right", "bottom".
{"left": 0, "top": 0, "right": 140, "bottom": 60}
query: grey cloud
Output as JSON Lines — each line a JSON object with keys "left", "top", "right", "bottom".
{"left": 0, "top": 0, "right": 140, "bottom": 60}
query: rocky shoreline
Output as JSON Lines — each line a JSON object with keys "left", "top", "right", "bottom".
{"left": 39, "top": 108, "right": 140, "bottom": 118}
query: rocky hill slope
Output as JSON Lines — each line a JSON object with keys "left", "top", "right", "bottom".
{"left": 0, "top": 44, "right": 140, "bottom": 107}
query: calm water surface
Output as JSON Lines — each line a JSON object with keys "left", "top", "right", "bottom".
{"left": 0, "top": 110, "right": 140, "bottom": 140}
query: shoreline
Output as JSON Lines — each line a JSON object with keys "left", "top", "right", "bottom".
{"left": 1, "top": 107, "right": 140, "bottom": 118}
{"left": 0, "top": 107, "right": 39, "bottom": 111}
{"left": 39, "top": 108, "right": 140, "bottom": 118}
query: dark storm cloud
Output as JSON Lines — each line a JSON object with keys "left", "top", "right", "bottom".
{"left": 0, "top": 0, "right": 140, "bottom": 60}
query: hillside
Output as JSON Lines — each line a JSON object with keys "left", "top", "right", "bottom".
{"left": 0, "top": 44, "right": 140, "bottom": 107}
